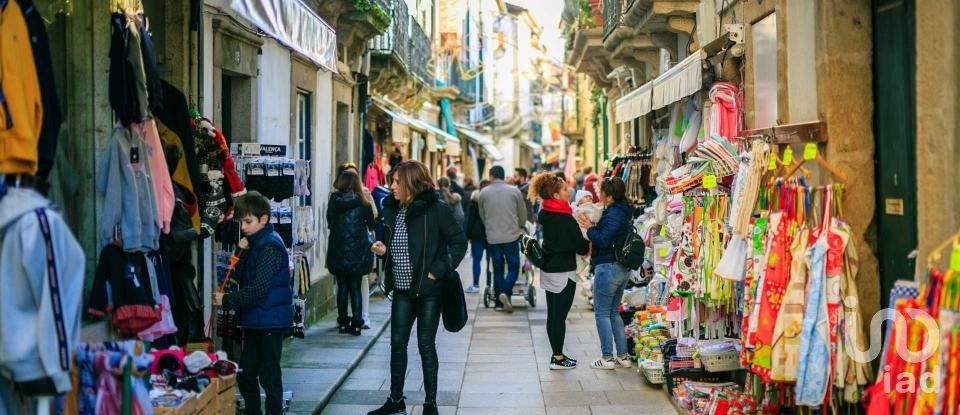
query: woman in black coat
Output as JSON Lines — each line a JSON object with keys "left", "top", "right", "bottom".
{"left": 326, "top": 170, "right": 375, "bottom": 336}
{"left": 369, "top": 161, "right": 467, "bottom": 415}
{"left": 529, "top": 173, "right": 589, "bottom": 370}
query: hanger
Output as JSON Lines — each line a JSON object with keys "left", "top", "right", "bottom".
{"left": 783, "top": 144, "right": 848, "bottom": 182}
{"left": 927, "top": 226, "right": 960, "bottom": 268}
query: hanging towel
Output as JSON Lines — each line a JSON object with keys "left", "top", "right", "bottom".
{"left": 795, "top": 235, "right": 831, "bottom": 406}
{"left": 709, "top": 82, "right": 741, "bottom": 140}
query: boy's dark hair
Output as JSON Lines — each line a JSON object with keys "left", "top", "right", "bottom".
{"left": 515, "top": 167, "right": 528, "bottom": 179}
{"left": 235, "top": 191, "right": 272, "bottom": 219}
{"left": 600, "top": 177, "right": 628, "bottom": 202}
{"left": 489, "top": 166, "right": 505, "bottom": 180}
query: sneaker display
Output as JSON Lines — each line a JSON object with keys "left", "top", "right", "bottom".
{"left": 615, "top": 356, "right": 632, "bottom": 369}
{"left": 367, "top": 396, "right": 406, "bottom": 415}
{"left": 590, "top": 358, "right": 616, "bottom": 370}
{"left": 549, "top": 356, "right": 577, "bottom": 370}
{"left": 499, "top": 293, "right": 513, "bottom": 313}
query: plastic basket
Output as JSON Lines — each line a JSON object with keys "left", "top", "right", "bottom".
{"left": 665, "top": 368, "right": 731, "bottom": 396}
{"left": 700, "top": 350, "right": 742, "bottom": 372}
{"left": 641, "top": 365, "right": 665, "bottom": 384}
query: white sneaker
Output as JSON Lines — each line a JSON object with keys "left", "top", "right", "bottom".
{"left": 464, "top": 285, "right": 480, "bottom": 294}
{"left": 591, "top": 358, "right": 616, "bottom": 370}
{"left": 615, "top": 356, "right": 632, "bottom": 369}
{"left": 499, "top": 293, "right": 513, "bottom": 313}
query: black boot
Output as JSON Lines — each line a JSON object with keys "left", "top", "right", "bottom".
{"left": 422, "top": 403, "right": 439, "bottom": 415}
{"left": 367, "top": 396, "right": 405, "bottom": 415}
{"left": 337, "top": 317, "right": 350, "bottom": 334}
{"left": 348, "top": 318, "right": 363, "bottom": 336}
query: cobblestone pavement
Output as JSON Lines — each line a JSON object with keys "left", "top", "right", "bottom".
{"left": 316, "top": 257, "right": 678, "bottom": 415}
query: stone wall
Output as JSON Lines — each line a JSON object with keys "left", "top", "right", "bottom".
{"left": 915, "top": 0, "right": 960, "bottom": 264}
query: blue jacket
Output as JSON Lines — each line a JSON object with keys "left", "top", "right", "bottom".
{"left": 237, "top": 224, "right": 293, "bottom": 330}
{"left": 587, "top": 202, "right": 633, "bottom": 267}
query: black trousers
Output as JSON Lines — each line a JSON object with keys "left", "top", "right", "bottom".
{"left": 545, "top": 279, "right": 577, "bottom": 356}
{"left": 390, "top": 291, "right": 442, "bottom": 404}
{"left": 335, "top": 273, "right": 363, "bottom": 321}
{"left": 238, "top": 330, "right": 284, "bottom": 415}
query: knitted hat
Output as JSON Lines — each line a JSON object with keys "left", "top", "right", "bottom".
{"left": 184, "top": 351, "right": 213, "bottom": 374}
{"left": 574, "top": 190, "right": 592, "bottom": 203}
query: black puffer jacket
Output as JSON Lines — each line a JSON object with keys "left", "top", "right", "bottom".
{"left": 538, "top": 210, "right": 589, "bottom": 273}
{"left": 326, "top": 192, "right": 375, "bottom": 276}
{"left": 380, "top": 190, "right": 468, "bottom": 297}
{"left": 463, "top": 192, "right": 486, "bottom": 241}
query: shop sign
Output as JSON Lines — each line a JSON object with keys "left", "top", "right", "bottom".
{"left": 231, "top": 143, "right": 288, "bottom": 156}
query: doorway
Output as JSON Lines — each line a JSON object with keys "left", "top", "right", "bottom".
{"left": 872, "top": 0, "right": 918, "bottom": 307}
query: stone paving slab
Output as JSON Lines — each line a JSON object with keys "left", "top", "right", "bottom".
{"left": 315, "top": 255, "right": 678, "bottom": 415}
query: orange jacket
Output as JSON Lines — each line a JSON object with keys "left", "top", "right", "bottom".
{"left": 0, "top": 0, "right": 44, "bottom": 174}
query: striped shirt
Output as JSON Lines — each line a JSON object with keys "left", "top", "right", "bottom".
{"left": 391, "top": 207, "right": 414, "bottom": 290}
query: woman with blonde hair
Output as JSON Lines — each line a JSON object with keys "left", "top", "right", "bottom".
{"left": 528, "top": 173, "right": 589, "bottom": 370}
{"left": 369, "top": 161, "right": 467, "bottom": 415}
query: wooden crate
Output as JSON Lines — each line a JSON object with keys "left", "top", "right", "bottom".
{"left": 217, "top": 374, "right": 236, "bottom": 393}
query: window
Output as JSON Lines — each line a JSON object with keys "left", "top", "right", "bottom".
{"left": 296, "top": 91, "right": 312, "bottom": 206}
{"left": 335, "top": 102, "right": 351, "bottom": 168}
{"left": 752, "top": 13, "right": 779, "bottom": 129}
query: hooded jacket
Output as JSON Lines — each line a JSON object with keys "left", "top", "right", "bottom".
{"left": 0, "top": 187, "right": 85, "bottom": 393}
{"left": 0, "top": 0, "right": 44, "bottom": 175}
{"left": 97, "top": 127, "right": 161, "bottom": 252}
{"left": 587, "top": 201, "right": 633, "bottom": 266}
{"left": 326, "top": 191, "right": 375, "bottom": 276}
{"left": 380, "top": 190, "right": 468, "bottom": 297}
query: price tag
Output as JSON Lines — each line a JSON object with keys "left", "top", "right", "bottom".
{"left": 767, "top": 152, "right": 778, "bottom": 171}
{"left": 703, "top": 174, "right": 718, "bottom": 189}
{"left": 782, "top": 147, "right": 794, "bottom": 166}
{"left": 659, "top": 248, "right": 669, "bottom": 257}
{"left": 803, "top": 143, "right": 818, "bottom": 161}
{"left": 951, "top": 245, "right": 960, "bottom": 272}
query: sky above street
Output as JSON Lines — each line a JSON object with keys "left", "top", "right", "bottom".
{"left": 509, "top": 0, "right": 565, "bottom": 62}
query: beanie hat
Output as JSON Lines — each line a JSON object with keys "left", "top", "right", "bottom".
{"left": 575, "top": 190, "right": 592, "bottom": 203}
{"left": 184, "top": 351, "right": 213, "bottom": 374}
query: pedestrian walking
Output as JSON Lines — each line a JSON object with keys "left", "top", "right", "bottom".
{"left": 575, "top": 177, "right": 633, "bottom": 370}
{"left": 513, "top": 167, "right": 535, "bottom": 223}
{"left": 338, "top": 162, "right": 378, "bottom": 329}
{"left": 212, "top": 191, "right": 293, "bottom": 415}
{"left": 528, "top": 173, "right": 589, "bottom": 370}
{"left": 463, "top": 179, "right": 491, "bottom": 293}
{"left": 369, "top": 160, "right": 468, "bottom": 415}
{"left": 478, "top": 166, "right": 527, "bottom": 313}
{"left": 326, "top": 169, "right": 375, "bottom": 336}
{"left": 437, "top": 176, "right": 465, "bottom": 228}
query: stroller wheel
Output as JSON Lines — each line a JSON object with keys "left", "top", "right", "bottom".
{"left": 526, "top": 286, "right": 537, "bottom": 307}
{"left": 483, "top": 291, "right": 491, "bottom": 308}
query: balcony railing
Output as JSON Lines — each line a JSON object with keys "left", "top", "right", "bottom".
{"left": 369, "top": 0, "right": 409, "bottom": 65}
{"left": 408, "top": 18, "right": 431, "bottom": 83}
{"left": 603, "top": 0, "right": 631, "bottom": 38}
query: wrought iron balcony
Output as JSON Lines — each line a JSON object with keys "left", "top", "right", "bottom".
{"left": 408, "top": 18, "right": 432, "bottom": 83}
{"left": 603, "top": 0, "right": 632, "bottom": 39}
{"left": 369, "top": 0, "right": 409, "bottom": 66}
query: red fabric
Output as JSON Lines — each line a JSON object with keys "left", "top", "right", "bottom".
{"left": 211, "top": 129, "right": 245, "bottom": 196}
{"left": 112, "top": 304, "right": 161, "bottom": 334}
{"left": 583, "top": 174, "right": 600, "bottom": 202}
{"left": 541, "top": 199, "right": 572, "bottom": 215}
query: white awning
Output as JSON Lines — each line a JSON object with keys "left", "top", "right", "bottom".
{"left": 651, "top": 50, "right": 704, "bottom": 110}
{"left": 615, "top": 81, "right": 653, "bottom": 124}
{"left": 522, "top": 140, "right": 543, "bottom": 151}
{"left": 455, "top": 124, "right": 503, "bottom": 161}
{"left": 228, "top": 0, "right": 338, "bottom": 72}
{"left": 408, "top": 119, "right": 461, "bottom": 152}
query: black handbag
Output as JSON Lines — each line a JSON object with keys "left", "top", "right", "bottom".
{"left": 441, "top": 270, "right": 468, "bottom": 332}
{"left": 520, "top": 234, "right": 544, "bottom": 268}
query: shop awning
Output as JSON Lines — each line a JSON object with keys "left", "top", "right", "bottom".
{"left": 408, "top": 119, "right": 461, "bottom": 152}
{"left": 455, "top": 124, "right": 504, "bottom": 161}
{"left": 651, "top": 50, "right": 704, "bottom": 110}
{"left": 522, "top": 140, "right": 544, "bottom": 152}
{"left": 374, "top": 102, "right": 428, "bottom": 144}
{"left": 615, "top": 80, "right": 653, "bottom": 124}
{"left": 227, "top": 0, "right": 338, "bottom": 72}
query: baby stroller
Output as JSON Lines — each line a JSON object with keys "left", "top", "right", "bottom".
{"left": 482, "top": 227, "right": 538, "bottom": 309}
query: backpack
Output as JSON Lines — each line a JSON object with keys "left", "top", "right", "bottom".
{"left": 615, "top": 225, "right": 645, "bottom": 270}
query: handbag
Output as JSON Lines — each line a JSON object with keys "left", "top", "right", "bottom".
{"left": 441, "top": 270, "right": 468, "bottom": 332}
{"left": 215, "top": 252, "right": 242, "bottom": 340}
{"left": 520, "top": 234, "right": 544, "bottom": 268}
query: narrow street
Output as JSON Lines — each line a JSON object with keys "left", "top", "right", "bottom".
{"left": 320, "top": 258, "right": 677, "bottom": 415}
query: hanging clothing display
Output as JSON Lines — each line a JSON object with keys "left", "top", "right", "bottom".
{"left": 19, "top": 0, "right": 63, "bottom": 181}
{"left": 98, "top": 127, "right": 161, "bottom": 252}
{"left": 0, "top": 0, "right": 45, "bottom": 175}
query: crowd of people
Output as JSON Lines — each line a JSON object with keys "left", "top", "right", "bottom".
{"left": 214, "top": 156, "right": 630, "bottom": 415}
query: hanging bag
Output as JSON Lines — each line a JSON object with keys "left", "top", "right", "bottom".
{"left": 215, "top": 252, "right": 242, "bottom": 340}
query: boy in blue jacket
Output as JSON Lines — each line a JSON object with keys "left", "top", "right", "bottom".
{"left": 214, "top": 191, "right": 292, "bottom": 415}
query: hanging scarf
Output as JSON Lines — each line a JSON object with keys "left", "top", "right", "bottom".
{"left": 709, "top": 82, "right": 742, "bottom": 140}
{"left": 541, "top": 198, "right": 573, "bottom": 215}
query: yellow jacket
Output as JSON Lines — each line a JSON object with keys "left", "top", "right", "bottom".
{"left": 0, "top": 0, "right": 43, "bottom": 174}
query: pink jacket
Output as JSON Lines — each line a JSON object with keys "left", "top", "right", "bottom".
{"left": 138, "top": 120, "right": 174, "bottom": 234}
